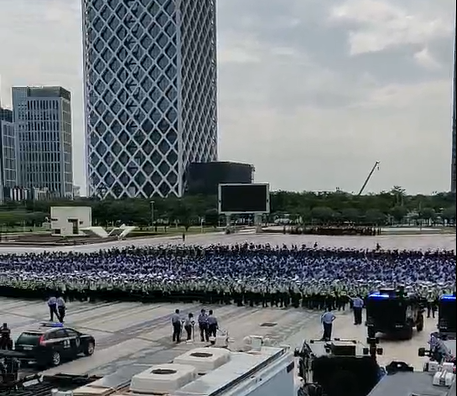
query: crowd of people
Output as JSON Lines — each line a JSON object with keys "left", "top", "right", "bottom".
{"left": 289, "top": 226, "right": 381, "bottom": 236}
{"left": 0, "top": 244, "right": 454, "bottom": 310}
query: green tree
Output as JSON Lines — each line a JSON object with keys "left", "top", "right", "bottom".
{"left": 390, "top": 206, "right": 408, "bottom": 224}
{"left": 390, "top": 185, "right": 406, "bottom": 206}
{"left": 170, "top": 199, "right": 196, "bottom": 230}
{"left": 310, "top": 206, "right": 334, "bottom": 223}
{"left": 341, "top": 208, "right": 360, "bottom": 223}
{"left": 25, "top": 211, "right": 47, "bottom": 227}
{"left": 1, "top": 189, "right": 455, "bottom": 228}
{"left": 419, "top": 207, "right": 437, "bottom": 225}
{"left": 441, "top": 206, "right": 456, "bottom": 225}
{"left": 364, "top": 209, "right": 385, "bottom": 225}
{"left": 0, "top": 211, "right": 27, "bottom": 228}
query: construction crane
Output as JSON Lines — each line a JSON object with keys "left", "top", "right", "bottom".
{"left": 358, "top": 161, "right": 380, "bottom": 195}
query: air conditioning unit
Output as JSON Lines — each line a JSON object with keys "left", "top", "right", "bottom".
{"left": 432, "top": 370, "right": 455, "bottom": 387}
{"left": 173, "top": 348, "right": 231, "bottom": 374}
{"left": 130, "top": 363, "right": 196, "bottom": 394}
{"left": 51, "top": 391, "right": 73, "bottom": 396}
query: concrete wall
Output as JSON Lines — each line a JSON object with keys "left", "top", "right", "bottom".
{"left": 50, "top": 206, "right": 92, "bottom": 236}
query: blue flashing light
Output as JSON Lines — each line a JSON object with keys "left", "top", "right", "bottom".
{"left": 368, "top": 293, "right": 390, "bottom": 299}
{"left": 40, "top": 321, "right": 64, "bottom": 328}
{"left": 440, "top": 295, "right": 456, "bottom": 301}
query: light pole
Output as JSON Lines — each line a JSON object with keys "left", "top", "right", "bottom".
{"left": 150, "top": 200, "right": 155, "bottom": 229}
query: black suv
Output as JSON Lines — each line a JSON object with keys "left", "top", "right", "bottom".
{"left": 14, "top": 322, "right": 95, "bottom": 367}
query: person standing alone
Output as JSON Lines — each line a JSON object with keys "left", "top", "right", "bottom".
{"left": 184, "top": 313, "right": 195, "bottom": 341}
{"left": 56, "top": 295, "right": 66, "bottom": 323}
{"left": 198, "top": 309, "right": 209, "bottom": 342}
{"left": 171, "top": 309, "right": 182, "bottom": 343}
{"left": 207, "top": 310, "right": 218, "bottom": 341}
{"left": 47, "top": 295, "right": 59, "bottom": 322}
{"left": 352, "top": 295, "right": 364, "bottom": 325}
{"left": 321, "top": 308, "right": 336, "bottom": 341}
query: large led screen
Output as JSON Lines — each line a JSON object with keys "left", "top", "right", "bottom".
{"left": 218, "top": 183, "right": 270, "bottom": 214}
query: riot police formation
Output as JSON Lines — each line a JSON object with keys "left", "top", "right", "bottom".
{"left": 0, "top": 244, "right": 454, "bottom": 311}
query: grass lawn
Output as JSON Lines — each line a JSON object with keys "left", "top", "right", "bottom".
{"left": 0, "top": 226, "right": 48, "bottom": 234}
{"left": 0, "top": 225, "right": 221, "bottom": 236}
{"left": 126, "top": 225, "right": 221, "bottom": 237}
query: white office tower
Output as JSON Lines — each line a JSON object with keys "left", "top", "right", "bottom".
{"left": 82, "top": 0, "right": 218, "bottom": 198}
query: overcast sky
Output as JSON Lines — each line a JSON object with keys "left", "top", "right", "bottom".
{"left": 0, "top": 0, "right": 455, "bottom": 195}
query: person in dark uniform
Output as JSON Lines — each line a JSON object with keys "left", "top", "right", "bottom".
{"left": 321, "top": 309, "right": 335, "bottom": 341}
{"left": 171, "top": 309, "right": 181, "bottom": 343}
{"left": 352, "top": 295, "right": 364, "bottom": 325}
{"left": 0, "top": 323, "right": 12, "bottom": 350}
{"left": 47, "top": 295, "right": 59, "bottom": 322}
{"left": 56, "top": 295, "right": 66, "bottom": 323}
{"left": 198, "top": 309, "right": 209, "bottom": 342}
{"left": 207, "top": 310, "right": 218, "bottom": 341}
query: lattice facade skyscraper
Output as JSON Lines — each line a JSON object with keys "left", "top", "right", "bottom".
{"left": 82, "top": 0, "right": 217, "bottom": 198}
{"left": 451, "top": 7, "right": 456, "bottom": 193}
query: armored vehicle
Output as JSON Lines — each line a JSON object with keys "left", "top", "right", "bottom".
{"left": 365, "top": 287, "right": 425, "bottom": 339}
{"left": 294, "top": 338, "right": 383, "bottom": 396}
{"left": 438, "top": 294, "right": 456, "bottom": 338}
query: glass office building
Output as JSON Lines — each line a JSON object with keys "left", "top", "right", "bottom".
{"left": 0, "top": 108, "right": 17, "bottom": 188}
{"left": 82, "top": 0, "right": 217, "bottom": 198}
{"left": 0, "top": 107, "right": 16, "bottom": 203}
{"left": 12, "top": 87, "right": 74, "bottom": 198}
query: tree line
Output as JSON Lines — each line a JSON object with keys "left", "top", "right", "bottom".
{"left": 0, "top": 187, "right": 455, "bottom": 228}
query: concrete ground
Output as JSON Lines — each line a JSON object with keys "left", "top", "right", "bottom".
{"left": 0, "top": 232, "right": 454, "bottom": 253}
{"left": 0, "top": 297, "right": 437, "bottom": 377}
{"left": 0, "top": 233, "right": 451, "bottom": 380}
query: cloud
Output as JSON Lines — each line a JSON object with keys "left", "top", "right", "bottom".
{"left": 329, "top": 0, "right": 453, "bottom": 55}
{"left": 413, "top": 48, "right": 442, "bottom": 70}
{"left": 217, "top": 35, "right": 263, "bottom": 64}
{"left": 0, "top": 0, "right": 455, "bottom": 195}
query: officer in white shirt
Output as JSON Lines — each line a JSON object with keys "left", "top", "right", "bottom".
{"left": 321, "top": 309, "right": 336, "bottom": 341}
{"left": 184, "top": 313, "right": 195, "bottom": 341}
{"left": 352, "top": 295, "right": 364, "bottom": 325}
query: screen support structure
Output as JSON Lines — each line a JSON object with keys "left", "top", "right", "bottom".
{"left": 225, "top": 214, "right": 232, "bottom": 233}
{"left": 254, "top": 214, "right": 263, "bottom": 233}
{"left": 224, "top": 213, "right": 264, "bottom": 234}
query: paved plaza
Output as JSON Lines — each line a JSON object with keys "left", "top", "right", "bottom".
{"left": 0, "top": 296, "right": 438, "bottom": 377}
{"left": 0, "top": 231, "right": 455, "bottom": 254}
{"left": 0, "top": 232, "right": 453, "bottom": 378}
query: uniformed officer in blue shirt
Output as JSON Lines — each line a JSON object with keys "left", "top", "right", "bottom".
{"left": 352, "top": 295, "right": 364, "bottom": 325}
{"left": 198, "top": 309, "right": 209, "bottom": 342}
{"left": 321, "top": 309, "right": 336, "bottom": 341}
{"left": 171, "top": 309, "right": 182, "bottom": 343}
{"left": 206, "top": 310, "right": 218, "bottom": 342}
{"left": 47, "top": 296, "right": 59, "bottom": 322}
{"left": 56, "top": 296, "right": 66, "bottom": 323}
